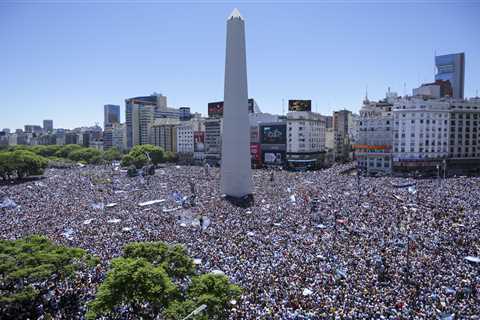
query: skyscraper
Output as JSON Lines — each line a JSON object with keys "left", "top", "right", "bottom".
{"left": 43, "top": 120, "right": 53, "bottom": 132}
{"left": 435, "top": 52, "right": 465, "bottom": 99}
{"left": 220, "top": 8, "right": 253, "bottom": 199}
{"left": 104, "top": 104, "right": 120, "bottom": 127}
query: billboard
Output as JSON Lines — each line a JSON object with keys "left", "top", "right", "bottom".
{"left": 260, "top": 124, "right": 286, "bottom": 145}
{"left": 194, "top": 131, "right": 205, "bottom": 152}
{"left": 288, "top": 100, "right": 312, "bottom": 112}
{"left": 250, "top": 143, "right": 261, "bottom": 163}
{"left": 209, "top": 99, "right": 256, "bottom": 117}
{"left": 208, "top": 101, "right": 224, "bottom": 118}
{"left": 262, "top": 150, "right": 285, "bottom": 165}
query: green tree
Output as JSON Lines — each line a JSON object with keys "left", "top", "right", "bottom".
{"left": 186, "top": 274, "right": 242, "bottom": 320}
{"left": 31, "top": 145, "right": 61, "bottom": 157}
{"left": 165, "top": 151, "right": 178, "bottom": 163}
{"left": 68, "top": 148, "right": 102, "bottom": 164}
{"left": 54, "top": 144, "right": 82, "bottom": 158}
{"left": 10, "top": 150, "right": 48, "bottom": 179}
{"left": 103, "top": 147, "right": 123, "bottom": 162}
{"left": 121, "top": 153, "right": 148, "bottom": 169}
{"left": 123, "top": 242, "right": 195, "bottom": 278}
{"left": 87, "top": 242, "right": 241, "bottom": 320}
{"left": 129, "top": 144, "right": 165, "bottom": 165}
{"left": 0, "top": 235, "right": 99, "bottom": 319}
{"left": 86, "top": 258, "right": 178, "bottom": 320}
{"left": 0, "top": 152, "right": 15, "bottom": 180}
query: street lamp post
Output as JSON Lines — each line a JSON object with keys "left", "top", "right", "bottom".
{"left": 182, "top": 304, "right": 207, "bottom": 320}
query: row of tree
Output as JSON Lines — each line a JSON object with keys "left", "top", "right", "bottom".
{"left": 0, "top": 150, "right": 49, "bottom": 180}
{"left": 0, "top": 236, "right": 241, "bottom": 320}
{"left": 120, "top": 144, "right": 177, "bottom": 169}
{"left": 0, "top": 144, "right": 179, "bottom": 180}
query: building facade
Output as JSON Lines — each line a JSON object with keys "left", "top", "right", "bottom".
{"left": 435, "top": 52, "right": 465, "bottom": 99}
{"left": 43, "top": 120, "right": 53, "bottom": 133}
{"left": 286, "top": 111, "right": 326, "bottom": 170}
{"left": 392, "top": 97, "right": 450, "bottom": 171}
{"left": 260, "top": 122, "right": 287, "bottom": 167}
{"left": 104, "top": 104, "right": 120, "bottom": 127}
{"left": 333, "top": 109, "right": 353, "bottom": 161}
{"left": 447, "top": 98, "right": 480, "bottom": 173}
{"left": 205, "top": 118, "right": 222, "bottom": 166}
{"left": 151, "top": 123, "right": 177, "bottom": 153}
{"left": 176, "top": 123, "right": 194, "bottom": 154}
{"left": 355, "top": 97, "right": 394, "bottom": 174}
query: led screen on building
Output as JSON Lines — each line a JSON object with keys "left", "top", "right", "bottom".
{"left": 250, "top": 143, "right": 261, "bottom": 163}
{"left": 288, "top": 100, "right": 312, "bottom": 112}
{"left": 262, "top": 151, "right": 285, "bottom": 165}
{"left": 194, "top": 131, "right": 205, "bottom": 152}
{"left": 208, "top": 101, "right": 224, "bottom": 118}
{"left": 260, "top": 124, "right": 286, "bottom": 145}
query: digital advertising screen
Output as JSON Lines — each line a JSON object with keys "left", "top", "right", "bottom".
{"left": 260, "top": 124, "right": 286, "bottom": 145}
{"left": 208, "top": 101, "right": 224, "bottom": 118}
{"left": 288, "top": 100, "right": 312, "bottom": 112}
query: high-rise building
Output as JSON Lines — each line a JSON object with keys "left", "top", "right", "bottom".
{"left": 448, "top": 98, "right": 480, "bottom": 160}
{"left": 205, "top": 118, "right": 222, "bottom": 166}
{"left": 286, "top": 111, "right": 326, "bottom": 170}
{"left": 333, "top": 109, "right": 353, "bottom": 161}
{"left": 111, "top": 123, "right": 126, "bottom": 151}
{"left": 65, "top": 132, "right": 79, "bottom": 145}
{"left": 43, "top": 120, "right": 53, "bottom": 132}
{"left": 24, "top": 125, "right": 43, "bottom": 134}
{"left": 176, "top": 123, "right": 194, "bottom": 154}
{"left": 220, "top": 8, "right": 253, "bottom": 198}
{"left": 125, "top": 93, "right": 184, "bottom": 149}
{"left": 392, "top": 97, "right": 450, "bottom": 171}
{"left": 104, "top": 105, "right": 120, "bottom": 126}
{"left": 179, "top": 107, "right": 192, "bottom": 121}
{"left": 151, "top": 123, "right": 177, "bottom": 153}
{"left": 355, "top": 93, "right": 394, "bottom": 174}
{"left": 435, "top": 52, "right": 465, "bottom": 99}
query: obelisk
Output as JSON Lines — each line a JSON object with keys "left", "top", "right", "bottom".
{"left": 220, "top": 8, "right": 253, "bottom": 199}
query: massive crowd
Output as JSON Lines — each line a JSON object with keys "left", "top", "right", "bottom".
{"left": 1, "top": 163, "right": 479, "bottom": 319}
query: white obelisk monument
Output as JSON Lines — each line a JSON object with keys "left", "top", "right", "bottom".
{"left": 220, "top": 8, "right": 253, "bottom": 199}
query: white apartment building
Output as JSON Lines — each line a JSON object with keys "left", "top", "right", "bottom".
{"left": 176, "top": 123, "right": 194, "bottom": 154}
{"left": 287, "top": 111, "right": 326, "bottom": 153}
{"left": 286, "top": 111, "right": 326, "bottom": 169}
{"left": 356, "top": 98, "right": 394, "bottom": 173}
{"left": 392, "top": 97, "right": 450, "bottom": 162}
{"left": 449, "top": 98, "right": 480, "bottom": 159}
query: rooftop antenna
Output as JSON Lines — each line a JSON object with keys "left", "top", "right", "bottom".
{"left": 282, "top": 98, "right": 285, "bottom": 115}
{"left": 403, "top": 82, "right": 407, "bottom": 97}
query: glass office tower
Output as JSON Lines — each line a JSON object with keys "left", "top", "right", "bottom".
{"left": 435, "top": 52, "right": 465, "bottom": 99}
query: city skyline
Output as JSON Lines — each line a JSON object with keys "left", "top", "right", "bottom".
{"left": 1, "top": 1, "right": 479, "bottom": 130}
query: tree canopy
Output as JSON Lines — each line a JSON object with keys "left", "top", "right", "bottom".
{"left": 0, "top": 150, "right": 48, "bottom": 180}
{"left": 121, "top": 144, "right": 165, "bottom": 168}
{"left": 87, "top": 241, "right": 241, "bottom": 320}
{"left": 0, "top": 235, "right": 99, "bottom": 319}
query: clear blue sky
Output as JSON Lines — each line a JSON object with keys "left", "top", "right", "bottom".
{"left": 1, "top": 0, "right": 479, "bottom": 130}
